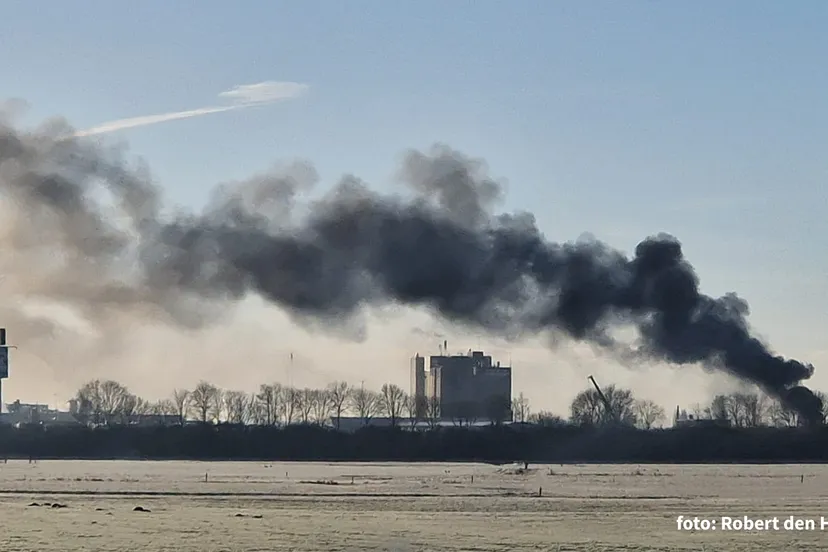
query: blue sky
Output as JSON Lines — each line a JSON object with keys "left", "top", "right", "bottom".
{"left": 2, "top": 2, "right": 827, "bottom": 402}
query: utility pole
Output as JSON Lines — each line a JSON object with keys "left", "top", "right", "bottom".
{"left": 0, "top": 328, "right": 12, "bottom": 415}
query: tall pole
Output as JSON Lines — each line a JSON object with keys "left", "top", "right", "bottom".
{"left": 0, "top": 328, "right": 6, "bottom": 415}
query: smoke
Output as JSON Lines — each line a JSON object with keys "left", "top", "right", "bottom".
{"left": 0, "top": 113, "right": 821, "bottom": 423}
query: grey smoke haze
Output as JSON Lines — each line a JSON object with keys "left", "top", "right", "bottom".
{"left": 0, "top": 113, "right": 821, "bottom": 422}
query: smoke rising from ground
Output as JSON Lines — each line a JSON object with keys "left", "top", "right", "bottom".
{"left": 0, "top": 112, "right": 820, "bottom": 422}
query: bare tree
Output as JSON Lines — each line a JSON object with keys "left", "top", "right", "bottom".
{"left": 425, "top": 396, "right": 440, "bottom": 428}
{"left": 602, "top": 385, "right": 637, "bottom": 426}
{"left": 131, "top": 396, "right": 152, "bottom": 417}
{"left": 97, "top": 380, "right": 122, "bottom": 419}
{"left": 634, "top": 400, "right": 666, "bottom": 429}
{"left": 718, "top": 392, "right": 768, "bottom": 427}
{"left": 153, "top": 399, "right": 177, "bottom": 420}
{"left": 189, "top": 381, "right": 219, "bottom": 423}
{"left": 511, "top": 393, "right": 531, "bottom": 423}
{"left": 172, "top": 389, "right": 190, "bottom": 425}
{"left": 380, "top": 383, "right": 406, "bottom": 427}
{"left": 98, "top": 380, "right": 133, "bottom": 424}
{"left": 528, "top": 411, "right": 567, "bottom": 427}
{"left": 297, "top": 388, "right": 315, "bottom": 424}
{"left": 224, "top": 391, "right": 250, "bottom": 424}
{"left": 74, "top": 380, "right": 103, "bottom": 425}
{"left": 212, "top": 388, "right": 226, "bottom": 423}
{"left": 350, "top": 387, "right": 380, "bottom": 425}
{"left": 75, "top": 380, "right": 134, "bottom": 424}
{"left": 726, "top": 393, "right": 746, "bottom": 427}
{"left": 130, "top": 398, "right": 172, "bottom": 425}
{"left": 570, "top": 385, "right": 636, "bottom": 427}
{"left": 569, "top": 389, "right": 604, "bottom": 426}
{"left": 74, "top": 380, "right": 142, "bottom": 425}
{"left": 743, "top": 393, "right": 768, "bottom": 427}
{"left": 118, "top": 392, "right": 142, "bottom": 423}
{"left": 282, "top": 387, "right": 300, "bottom": 425}
{"left": 710, "top": 395, "right": 729, "bottom": 421}
{"left": 768, "top": 401, "right": 798, "bottom": 427}
{"left": 245, "top": 393, "right": 260, "bottom": 423}
{"left": 310, "top": 389, "right": 333, "bottom": 425}
{"left": 403, "top": 394, "right": 420, "bottom": 428}
{"left": 255, "top": 384, "right": 281, "bottom": 426}
{"left": 327, "top": 381, "right": 351, "bottom": 429}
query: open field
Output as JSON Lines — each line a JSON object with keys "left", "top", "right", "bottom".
{"left": 2, "top": 461, "right": 828, "bottom": 551}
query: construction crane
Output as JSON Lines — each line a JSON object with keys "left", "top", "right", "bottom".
{"left": 588, "top": 375, "right": 618, "bottom": 424}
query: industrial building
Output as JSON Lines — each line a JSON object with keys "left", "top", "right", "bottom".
{"left": 0, "top": 400, "right": 78, "bottom": 426}
{"left": 410, "top": 347, "right": 512, "bottom": 423}
{"left": 673, "top": 406, "right": 731, "bottom": 428}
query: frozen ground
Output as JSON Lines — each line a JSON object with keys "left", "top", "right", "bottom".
{"left": 1, "top": 460, "right": 828, "bottom": 551}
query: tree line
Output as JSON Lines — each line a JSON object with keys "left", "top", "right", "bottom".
{"left": 3, "top": 420, "right": 828, "bottom": 463}
{"left": 0, "top": 379, "right": 824, "bottom": 463}
{"left": 72, "top": 380, "right": 414, "bottom": 428}
{"left": 65, "top": 378, "right": 823, "bottom": 430}
{"left": 566, "top": 385, "right": 828, "bottom": 428}
{"left": 688, "top": 391, "right": 823, "bottom": 427}
{"left": 68, "top": 378, "right": 621, "bottom": 429}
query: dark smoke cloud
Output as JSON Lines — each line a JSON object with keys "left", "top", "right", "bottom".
{"left": 0, "top": 115, "right": 821, "bottom": 423}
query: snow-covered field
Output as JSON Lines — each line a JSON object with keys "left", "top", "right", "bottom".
{"left": 1, "top": 460, "right": 826, "bottom": 551}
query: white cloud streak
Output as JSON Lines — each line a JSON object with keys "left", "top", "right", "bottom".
{"left": 74, "top": 81, "right": 309, "bottom": 137}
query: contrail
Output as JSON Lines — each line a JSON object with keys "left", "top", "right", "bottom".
{"left": 74, "top": 106, "right": 240, "bottom": 137}
{"left": 0, "top": 114, "right": 822, "bottom": 424}
{"left": 73, "top": 81, "right": 309, "bottom": 137}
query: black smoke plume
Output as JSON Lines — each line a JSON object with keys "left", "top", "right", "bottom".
{"left": 0, "top": 113, "right": 821, "bottom": 423}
